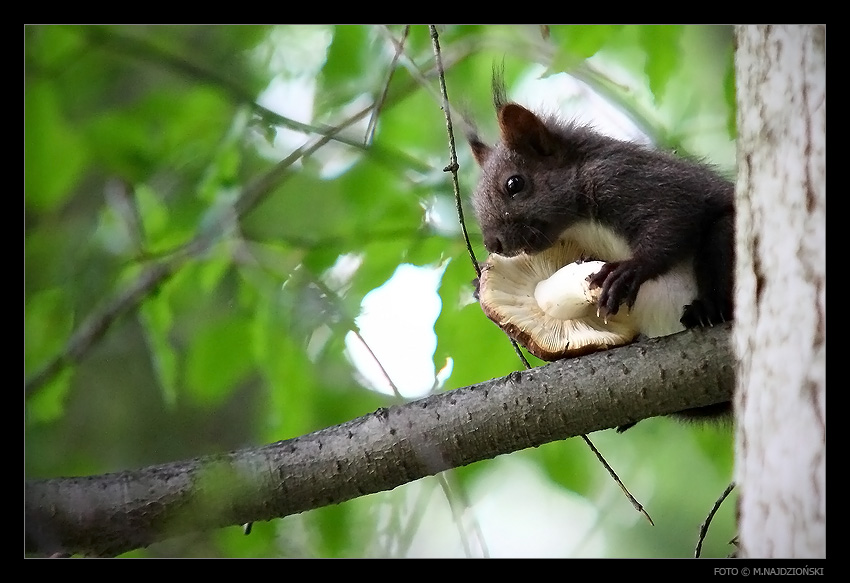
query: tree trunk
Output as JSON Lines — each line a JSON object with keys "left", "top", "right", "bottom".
{"left": 733, "top": 25, "right": 826, "bottom": 558}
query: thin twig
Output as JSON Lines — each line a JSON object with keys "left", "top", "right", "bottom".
{"left": 351, "top": 329, "right": 404, "bottom": 399}
{"left": 306, "top": 272, "right": 405, "bottom": 401}
{"left": 427, "top": 25, "right": 501, "bottom": 558}
{"left": 510, "top": 338, "right": 532, "bottom": 369}
{"left": 379, "top": 27, "right": 454, "bottom": 114}
{"left": 24, "top": 260, "right": 178, "bottom": 399}
{"left": 428, "top": 25, "right": 480, "bottom": 278}
{"left": 580, "top": 435, "right": 655, "bottom": 526}
{"left": 435, "top": 471, "right": 491, "bottom": 558}
{"left": 695, "top": 481, "right": 736, "bottom": 557}
{"left": 428, "top": 24, "right": 652, "bottom": 528}
{"left": 366, "top": 26, "right": 410, "bottom": 146}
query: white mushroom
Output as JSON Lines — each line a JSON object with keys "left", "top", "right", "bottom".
{"left": 477, "top": 237, "right": 640, "bottom": 361}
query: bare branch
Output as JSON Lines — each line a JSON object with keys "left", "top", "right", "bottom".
{"left": 26, "top": 323, "right": 734, "bottom": 557}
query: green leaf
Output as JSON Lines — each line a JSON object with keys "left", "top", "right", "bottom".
{"left": 26, "top": 369, "right": 73, "bottom": 425}
{"left": 316, "top": 25, "right": 383, "bottom": 114}
{"left": 241, "top": 168, "right": 346, "bottom": 245}
{"left": 25, "top": 288, "right": 75, "bottom": 422}
{"left": 185, "top": 314, "right": 254, "bottom": 406}
{"left": 24, "top": 80, "right": 88, "bottom": 211}
{"left": 338, "top": 156, "right": 423, "bottom": 238}
{"left": 252, "top": 290, "right": 320, "bottom": 440}
{"left": 374, "top": 88, "right": 451, "bottom": 158}
{"left": 25, "top": 25, "right": 87, "bottom": 70}
{"left": 434, "top": 257, "right": 520, "bottom": 390}
{"left": 143, "top": 87, "right": 233, "bottom": 166}
{"left": 135, "top": 184, "right": 170, "bottom": 246}
{"left": 199, "top": 252, "right": 235, "bottom": 295}
{"left": 548, "top": 25, "right": 623, "bottom": 70}
{"left": 25, "top": 288, "right": 74, "bottom": 376}
{"left": 84, "top": 86, "right": 232, "bottom": 183}
{"left": 139, "top": 292, "right": 179, "bottom": 408}
{"left": 243, "top": 154, "right": 421, "bottom": 252}
{"left": 638, "top": 25, "right": 683, "bottom": 103}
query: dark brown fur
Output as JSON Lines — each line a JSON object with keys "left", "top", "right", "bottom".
{"left": 469, "top": 92, "right": 734, "bottom": 327}
{"left": 469, "top": 84, "right": 735, "bottom": 426}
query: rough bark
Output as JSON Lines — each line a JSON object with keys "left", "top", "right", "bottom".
{"left": 26, "top": 323, "right": 733, "bottom": 557}
{"left": 734, "top": 24, "right": 826, "bottom": 558}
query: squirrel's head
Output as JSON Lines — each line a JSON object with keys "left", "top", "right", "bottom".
{"left": 469, "top": 101, "right": 586, "bottom": 257}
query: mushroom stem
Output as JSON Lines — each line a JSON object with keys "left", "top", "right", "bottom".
{"left": 534, "top": 261, "right": 605, "bottom": 320}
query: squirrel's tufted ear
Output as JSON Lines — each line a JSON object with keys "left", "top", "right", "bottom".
{"left": 498, "top": 103, "right": 555, "bottom": 157}
{"left": 468, "top": 136, "right": 492, "bottom": 167}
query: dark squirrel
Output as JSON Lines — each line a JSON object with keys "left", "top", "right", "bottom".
{"left": 469, "top": 83, "right": 734, "bottom": 427}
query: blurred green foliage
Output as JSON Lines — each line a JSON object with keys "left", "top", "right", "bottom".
{"left": 25, "top": 25, "right": 737, "bottom": 558}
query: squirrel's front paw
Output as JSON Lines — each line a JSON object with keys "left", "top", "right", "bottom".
{"left": 589, "top": 260, "right": 645, "bottom": 318}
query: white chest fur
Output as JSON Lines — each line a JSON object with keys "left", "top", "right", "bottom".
{"left": 559, "top": 221, "right": 698, "bottom": 338}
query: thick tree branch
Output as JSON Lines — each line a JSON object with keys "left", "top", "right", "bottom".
{"left": 25, "top": 323, "right": 733, "bottom": 557}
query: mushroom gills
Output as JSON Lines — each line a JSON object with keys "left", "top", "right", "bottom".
{"left": 477, "top": 231, "right": 698, "bottom": 361}
{"left": 477, "top": 242, "right": 640, "bottom": 360}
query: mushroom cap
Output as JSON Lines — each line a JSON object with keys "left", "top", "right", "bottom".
{"left": 478, "top": 237, "right": 640, "bottom": 361}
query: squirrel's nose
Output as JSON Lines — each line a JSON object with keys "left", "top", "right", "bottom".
{"left": 485, "top": 235, "right": 503, "bottom": 254}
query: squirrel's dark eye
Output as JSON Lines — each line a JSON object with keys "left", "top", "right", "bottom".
{"left": 505, "top": 175, "right": 525, "bottom": 196}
